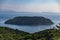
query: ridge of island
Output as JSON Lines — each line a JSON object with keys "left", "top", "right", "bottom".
{"left": 5, "top": 16, "right": 54, "bottom": 25}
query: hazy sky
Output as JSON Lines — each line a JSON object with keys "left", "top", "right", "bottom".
{"left": 0, "top": 0, "right": 60, "bottom": 12}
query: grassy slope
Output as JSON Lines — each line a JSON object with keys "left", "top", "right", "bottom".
{"left": 33, "top": 29, "right": 60, "bottom": 40}
{"left": 0, "top": 26, "right": 30, "bottom": 40}
{"left": 0, "top": 26, "right": 60, "bottom": 40}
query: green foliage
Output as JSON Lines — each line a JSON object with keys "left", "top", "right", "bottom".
{"left": 0, "top": 26, "right": 60, "bottom": 40}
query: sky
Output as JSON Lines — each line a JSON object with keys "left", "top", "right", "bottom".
{"left": 0, "top": 0, "right": 60, "bottom": 12}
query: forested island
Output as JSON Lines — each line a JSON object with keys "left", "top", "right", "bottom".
{"left": 0, "top": 26, "right": 60, "bottom": 40}
{"left": 5, "top": 16, "right": 54, "bottom": 25}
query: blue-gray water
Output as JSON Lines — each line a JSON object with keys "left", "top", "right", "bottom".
{"left": 0, "top": 11, "right": 60, "bottom": 33}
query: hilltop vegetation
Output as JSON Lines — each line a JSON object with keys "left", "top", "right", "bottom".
{"left": 0, "top": 26, "right": 60, "bottom": 40}
{"left": 5, "top": 16, "right": 54, "bottom": 25}
{"left": 0, "top": 26, "right": 30, "bottom": 40}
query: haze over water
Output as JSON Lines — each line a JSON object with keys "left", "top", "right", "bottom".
{"left": 0, "top": 11, "right": 60, "bottom": 33}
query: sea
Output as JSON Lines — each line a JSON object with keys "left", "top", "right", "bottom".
{"left": 0, "top": 11, "right": 60, "bottom": 33}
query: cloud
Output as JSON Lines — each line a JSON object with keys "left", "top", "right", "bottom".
{"left": 0, "top": 0, "right": 60, "bottom": 12}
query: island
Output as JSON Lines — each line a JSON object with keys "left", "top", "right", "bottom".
{"left": 5, "top": 16, "right": 54, "bottom": 25}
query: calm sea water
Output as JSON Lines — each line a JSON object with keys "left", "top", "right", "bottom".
{"left": 0, "top": 11, "right": 60, "bottom": 33}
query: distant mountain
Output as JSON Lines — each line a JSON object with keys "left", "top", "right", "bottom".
{"left": 0, "top": 10, "right": 59, "bottom": 14}
{"left": 0, "top": 11, "right": 60, "bottom": 21}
